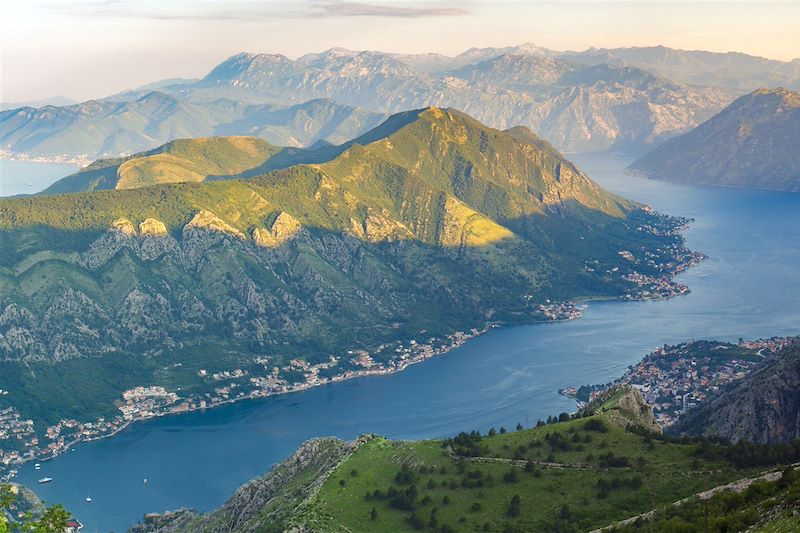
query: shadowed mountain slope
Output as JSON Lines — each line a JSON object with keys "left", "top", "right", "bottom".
{"left": 629, "top": 88, "right": 800, "bottom": 191}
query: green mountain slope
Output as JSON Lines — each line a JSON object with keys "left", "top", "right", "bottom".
{"left": 41, "top": 136, "right": 297, "bottom": 194}
{"left": 128, "top": 387, "right": 800, "bottom": 533}
{"left": 0, "top": 108, "right": 695, "bottom": 443}
{"left": 629, "top": 88, "right": 800, "bottom": 191}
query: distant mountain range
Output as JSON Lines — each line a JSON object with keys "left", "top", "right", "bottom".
{"left": 0, "top": 95, "right": 77, "bottom": 111}
{"left": 150, "top": 48, "right": 732, "bottom": 153}
{"left": 629, "top": 88, "right": 800, "bottom": 191}
{"left": 0, "top": 95, "right": 385, "bottom": 161}
{"left": 4, "top": 44, "right": 797, "bottom": 161}
{"left": 561, "top": 45, "right": 800, "bottom": 93}
{"left": 13, "top": 44, "right": 793, "bottom": 158}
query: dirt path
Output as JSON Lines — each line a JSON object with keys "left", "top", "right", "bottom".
{"left": 588, "top": 466, "right": 797, "bottom": 532}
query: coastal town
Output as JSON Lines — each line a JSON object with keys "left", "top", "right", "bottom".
{"left": 0, "top": 148, "right": 92, "bottom": 167}
{"left": 0, "top": 211, "right": 704, "bottom": 482}
{"left": 562, "top": 336, "right": 798, "bottom": 427}
{"left": 0, "top": 328, "right": 488, "bottom": 482}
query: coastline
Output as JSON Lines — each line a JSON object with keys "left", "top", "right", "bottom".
{"left": 5, "top": 322, "right": 496, "bottom": 478}
{"left": 4, "top": 283, "right": 692, "bottom": 480}
{"left": 2, "top": 211, "right": 701, "bottom": 482}
{"left": 0, "top": 154, "right": 91, "bottom": 167}
{"left": 625, "top": 168, "right": 800, "bottom": 194}
{"left": 2, "top": 309, "right": 608, "bottom": 480}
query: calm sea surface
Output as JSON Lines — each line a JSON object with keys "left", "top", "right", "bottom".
{"left": 0, "top": 160, "right": 79, "bottom": 197}
{"left": 15, "top": 153, "right": 800, "bottom": 532}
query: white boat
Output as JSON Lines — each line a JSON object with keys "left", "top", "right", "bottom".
{"left": 143, "top": 478, "right": 148, "bottom": 484}
{"left": 38, "top": 477, "right": 53, "bottom": 484}
{"left": 86, "top": 497, "right": 92, "bottom": 503}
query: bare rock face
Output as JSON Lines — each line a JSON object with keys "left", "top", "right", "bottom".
{"left": 139, "top": 218, "right": 168, "bottom": 236}
{"left": 364, "top": 208, "right": 413, "bottom": 242}
{"left": 0, "top": 304, "right": 45, "bottom": 361}
{"left": 253, "top": 212, "right": 303, "bottom": 247}
{"left": 111, "top": 218, "right": 137, "bottom": 236}
{"left": 83, "top": 217, "right": 181, "bottom": 268}
{"left": 586, "top": 385, "right": 662, "bottom": 435}
{"left": 185, "top": 210, "right": 246, "bottom": 240}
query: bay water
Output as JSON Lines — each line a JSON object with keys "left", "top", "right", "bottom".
{"left": 15, "top": 154, "right": 800, "bottom": 531}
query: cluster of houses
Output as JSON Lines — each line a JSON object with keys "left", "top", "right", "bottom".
{"left": 1, "top": 328, "right": 483, "bottom": 483}
{"left": 0, "top": 407, "right": 36, "bottom": 467}
{"left": 613, "top": 338, "right": 794, "bottom": 426}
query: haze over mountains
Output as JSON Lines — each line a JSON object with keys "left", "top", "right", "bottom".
{"left": 0, "top": 95, "right": 385, "bottom": 162}
{"left": 561, "top": 45, "right": 800, "bottom": 93}
{"left": 0, "top": 95, "right": 77, "bottom": 111}
{"left": 630, "top": 88, "right": 800, "bottom": 191}
{"left": 8, "top": 43, "right": 798, "bottom": 160}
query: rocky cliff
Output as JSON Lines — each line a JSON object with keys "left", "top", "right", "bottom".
{"left": 584, "top": 385, "right": 662, "bottom": 435}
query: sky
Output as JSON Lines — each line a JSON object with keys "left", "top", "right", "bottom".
{"left": 2, "top": 0, "right": 799, "bottom": 103}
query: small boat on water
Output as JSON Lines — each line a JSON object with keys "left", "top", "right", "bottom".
{"left": 143, "top": 478, "right": 148, "bottom": 484}
{"left": 86, "top": 497, "right": 92, "bottom": 503}
{"left": 38, "top": 477, "right": 53, "bottom": 484}
{"left": 34, "top": 463, "right": 41, "bottom": 470}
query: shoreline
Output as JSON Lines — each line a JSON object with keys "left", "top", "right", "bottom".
{"left": 625, "top": 168, "right": 800, "bottom": 195}
{"left": 0, "top": 312, "right": 607, "bottom": 479}
{"left": 2, "top": 212, "right": 700, "bottom": 481}
{"left": 4, "top": 286, "right": 691, "bottom": 480}
{"left": 0, "top": 154, "right": 90, "bottom": 167}
{"left": 5, "top": 322, "right": 496, "bottom": 477}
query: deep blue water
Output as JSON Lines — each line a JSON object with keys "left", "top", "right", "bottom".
{"left": 0, "top": 160, "right": 79, "bottom": 197}
{"left": 16, "top": 154, "right": 800, "bottom": 532}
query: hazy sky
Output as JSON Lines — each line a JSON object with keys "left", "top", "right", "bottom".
{"left": 2, "top": 1, "right": 799, "bottom": 102}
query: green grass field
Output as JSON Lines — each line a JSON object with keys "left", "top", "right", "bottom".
{"left": 304, "top": 411, "right": 763, "bottom": 531}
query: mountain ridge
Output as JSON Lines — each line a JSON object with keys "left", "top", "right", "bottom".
{"left": 628, "top": 87, "right": 800, "bottom": 191}
{"left": 0, "top": 95, "right": 386, "bottom": 161}
{"left": 2, "top": 44, "right": 743, "bottom": 158}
